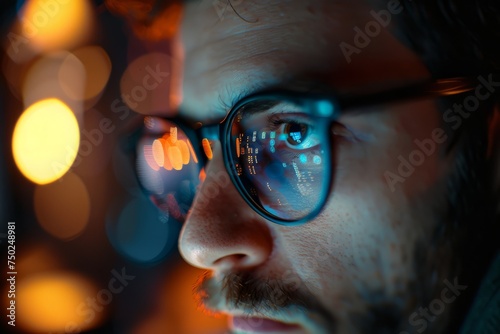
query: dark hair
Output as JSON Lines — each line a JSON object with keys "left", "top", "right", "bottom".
{"left": 393, "top": 1, "right": 500, "bottom": 76}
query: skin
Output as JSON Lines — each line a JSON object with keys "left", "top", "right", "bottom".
{"left": 170, "top": 0, "right": 462, "bottom": 333}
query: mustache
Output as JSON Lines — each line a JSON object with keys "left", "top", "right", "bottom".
{"left": 193, "top": 271, "right": 334, "bottom": 323}
{"left": 223, "top": 271, "right": 304, "bottom": 311}
{"left": 194, "top": 270, "right": 307, "bottom": 314}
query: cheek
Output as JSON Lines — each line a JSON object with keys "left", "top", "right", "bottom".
{"left": 337, "top": 100, "right": 447, "bottom": 198}
{"left": 276, "top": 202, "right": 424, "bottom": 315}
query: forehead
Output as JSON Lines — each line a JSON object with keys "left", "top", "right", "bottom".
{"left": 175, "top": 0, "right": 429, "bottom": 120}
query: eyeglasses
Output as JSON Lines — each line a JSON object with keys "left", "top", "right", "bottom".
{"left": 130, "top": 75, "right": 498, "bottom": 225}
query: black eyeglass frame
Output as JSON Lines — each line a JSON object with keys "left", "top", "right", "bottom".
{"left": 134, "top": 74, "right": 499, "bottom": 226}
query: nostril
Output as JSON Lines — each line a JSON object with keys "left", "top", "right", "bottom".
{"left": 214, "top": 253, "right": 249, "bottom": 270}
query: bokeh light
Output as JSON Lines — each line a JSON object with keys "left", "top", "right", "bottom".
{"left": 120, "top": 52, "right": 174, "bottom": 116}
{"left": 106, "top": 197, "right": 175, "bottom": 263}
{"left": 12, "top": 98, "right": 80, "bottom": 184}
{"left": 19, "top": 0, "right": 93, "bottom": 52}
{"left": 34, "top": 172, "right": 91, "bottom": 240}
{"left": 17, "top": 244, "right": 62, "bottom": 275}
{"left": 22, "top": 52, "right": 85, "bottom": 114}
{"left": 61, "top": 46, "right": 111, "bottom": 106}
{"left": 131, "top": 262, "right": 228, "bottom": 334}
{"left": 16, "top": 272, "right": 101, "bottom": 333}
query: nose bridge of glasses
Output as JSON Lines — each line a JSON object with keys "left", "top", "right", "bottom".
{"left": 198, "top": 123, "right": 220, "bottom": 141}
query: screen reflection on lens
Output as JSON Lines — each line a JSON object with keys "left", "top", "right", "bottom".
{"left": 136, "top": 118, "right": 201, "bottom": 222}
{"left": 229, "top": 98, "right": 328, "bottom": 221}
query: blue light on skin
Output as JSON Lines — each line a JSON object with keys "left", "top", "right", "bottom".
{"left": 299, "top": 154, "right": 307, "bottom": 164}
{"left": 316, "top": 100, "right": 334, "bottom": 117}
{"left": 313, "top": 155, "right": 321, "bottom": 165}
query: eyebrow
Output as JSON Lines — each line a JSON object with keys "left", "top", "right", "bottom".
{"left": 178, "top": 77, "right": 337, "bottom": 126}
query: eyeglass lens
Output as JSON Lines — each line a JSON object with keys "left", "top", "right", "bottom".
{"left": 135, "top": 118, "right": 202, "bottom": 222}
{"left": 227, "top": 98, "right": 329, "bottom": 221}
{"left": 135, "top": 98, "right": 330, "bottom": 223}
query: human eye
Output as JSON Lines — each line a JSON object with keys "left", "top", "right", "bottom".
{"left": 267, "top": 113, "right": 320, "bottom": 151}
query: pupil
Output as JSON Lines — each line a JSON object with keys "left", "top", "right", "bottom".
{"left": 285, "top": 122, "right": 306, "bottom": 146}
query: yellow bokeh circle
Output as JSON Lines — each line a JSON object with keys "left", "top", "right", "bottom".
{"left": 12, "top": 98, "right": 80, "bottom": 184}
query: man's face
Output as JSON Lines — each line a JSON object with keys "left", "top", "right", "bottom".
{"left": 172, "top": 0, "right": 456, "bottom": 333}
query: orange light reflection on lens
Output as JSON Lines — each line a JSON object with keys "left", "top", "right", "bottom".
{"left": 202, "top": 138, "right": 213, "bottom": 160}
{"left": 187, "top": 139, "right": 198, "bottom": 164}
{"left": 177, "top": 140, "right": 190, "bottom": 164}
{"left": 236, "top": 137, "right": 241, "bottom": 158}
{"left": 168, "top": 145, "right": 183, "bottom": 171}
{"left": 143, "top": 144, "right": 160, "bottom": 171}
{"left": 169, "top": 126, "right": 177, "bottom": 143}
{"left": 152, "top": 139, "right": 165, "bottom": 167}
{"left": 199, "top": 168, "right": 206, "bottom": 182}
{"left": 162, "top": 140, "right": 173, "bottom": 171}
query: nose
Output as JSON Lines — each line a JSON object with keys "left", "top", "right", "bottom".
{"left": 178, "top": 141, "right": 274, "bottom": 273}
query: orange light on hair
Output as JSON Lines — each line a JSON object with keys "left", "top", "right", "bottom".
{"left": 202, "top": 138, "right": 213, "bottom": 160}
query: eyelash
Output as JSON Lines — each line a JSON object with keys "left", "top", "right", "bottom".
{"left": 266, "top": 112, "right": 313, "bottom": 129}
